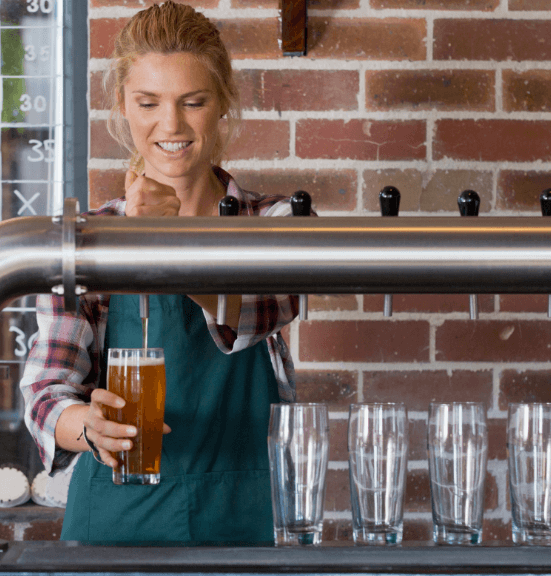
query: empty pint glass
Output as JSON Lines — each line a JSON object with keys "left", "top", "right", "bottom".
{"left": 428, "top": 402, "right": 487, "bottom": 545}
{"left": 508, "top": 403, "right": 551, "bottom": 545}
{"left": 348, "top": 403, "right": 408, "bottom": 545}
{"left": 106, "top": 348, "right": 166, "bottom": 485}
{"left": 268, "top": 403, "right": 329, "bottom": 546}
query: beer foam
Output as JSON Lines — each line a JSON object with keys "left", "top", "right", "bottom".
{"left": 108, "top": 355, "right": 164, "bottom": 367}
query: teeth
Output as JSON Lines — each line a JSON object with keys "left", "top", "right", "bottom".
{"left": 157, "top": 141, "right": 190, "bottom": 152}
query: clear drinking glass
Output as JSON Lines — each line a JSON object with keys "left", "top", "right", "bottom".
{"left": 105, "top": 348, "right": 166, "bottom": 485}
{"left": 428, "top": 402, "right": 488, "bottom": 545}
{"left": 508, "top": 403, "right": 551, "bottom": 545}
{"left": 268, "top": 403, "right": 329, "bottom": 546}
{"left": 348, "top": 403, "right": 408, "bottom": 545}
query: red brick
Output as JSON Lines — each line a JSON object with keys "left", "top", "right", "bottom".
{"left": 405, "top": 469, "right": 431, "bottom": 512}
{"left": 362, "top": 370, "right": 493, "bottom": 410}
{"left": 365, "top": 70, "right": 494, "bottom": 112}
{"left": 237, "top": 70, "right": 359, "bottom": 112}
{"left": 310, "top": 295, "right": 359, "bottom": 312}
{"left": 0, "top": 522, "right": 14, "bottom": 540}
{"left": 307, "top": 18, "right": 426, "bottom": 60}
{"left": 90, "top": 18, "right": 281, "bottom": 60}
{"left": 499, "top": 295, "right": 548, "bottom": 313}
{"left": 496, "top": 170, "right": 551, "bottom": 211}
{"left": 329, "top": 419, "right": 349, "bottom": 462}
{"left": 325, "top": 469, "right": 350, "bottom": 511}
{"left": 503, "top": 70, "right": 551, "bottom": 113}
{"left": 232, "top": 0, "right": 359, "bottom": 8}
{"left": 487, "top": 418, "right": 507, "bottom": 461}
{"left": 90, "top": 71, "right": 108, "bottom": 111}
{"left": 509, "top": 0, "right": 551, "bottom": 9}
{"left": 225, "top": 120, "right": 289, "bottom": 161}
{"left": 322, "top": 519, "right": 353, "bottom": 542}
{"left": 372, "top": 0, "right": 498, "bottom": 7}
{"left": 363, "top": 168, "right": 493, "bottom": 213}
{"left": 435, "top": 320, "right": 551, "bottom": 362}
{"left": 90, "top": 19, "right": 127, "bottom": 59}
{"left": 296, "top": 120, "right": 426, "bottom": 161}
{"left": 23, "top": 518, "right": 64, "bottom": 540}
{"left": 434, "top": 120, "right": 551, "bottom": 162}
{"left": 90, "top": 120, "right": 128, "bottom": 160}
{"left": 299, "top": 320, "right": 430, "bottom": 363}
{"left": 434, "top": 20, "right": 551, "bottom": 62}
{"left": 403, "top": 520, "right": 431, "bottom": 542}
{"left": 91, "top": 0, "right": 217, "bottom": 6}
{"left": 408, "top": 418, "right": 428, "bottom": 461}
{"left": 295, "top": 370, "right": 358, "bottom": 408}
{"left": 89, "top": 169, "right": 126, "bottom": 209}
{"left": 363, "top": 294, "right": 494, "bottom": 314}
{"left": 499, "top": 369, "right": 551, "bottom": 410}
{"left": 217, "top": 19, "right": 279, "bottom": 59}
{"left": 229, "top": 169, "right": 357, "bottom": 212}
{"left": 483, "top": 518, "right": 512, "bottom": 543}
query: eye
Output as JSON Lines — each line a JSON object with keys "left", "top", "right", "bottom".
{"left": 185, "top": 101, "right": 205, "bottom": 108}
{"left": 138, "top": 103, "right": 156, "bottom": 109}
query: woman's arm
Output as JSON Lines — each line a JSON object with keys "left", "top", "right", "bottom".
{"left": 20, "top": 294, "right": 106, "bottom": 473}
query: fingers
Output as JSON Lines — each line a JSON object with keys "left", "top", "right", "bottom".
{"left": 125, "top": 173, "right": 180, "bottom": 217}
{"left": 86, "top": 389, "right": 137, "bottom": 468}
{"left": 124, "top": 169, "right": 138, "bottom": 192}
{"left": 163, "top": 423, "right": 172, "bottom": 434}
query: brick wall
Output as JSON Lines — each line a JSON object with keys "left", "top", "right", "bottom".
{"left": 88, "top": 0, "right": 551, "bottom": 544}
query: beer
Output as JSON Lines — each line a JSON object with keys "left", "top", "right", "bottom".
{"left": 106, "top": 349, "right": 166, "bottom": 485}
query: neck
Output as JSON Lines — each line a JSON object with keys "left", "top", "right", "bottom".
{"left": 144, "top": 163, "right": 225, "bottom": 216}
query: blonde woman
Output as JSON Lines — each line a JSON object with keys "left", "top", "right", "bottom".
{"left": 20, "top": 1, "right": 306, "bottom": 543}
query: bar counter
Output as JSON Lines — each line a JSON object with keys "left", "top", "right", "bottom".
{"left": 2, "top": 540, "right": 551, "bottom": 574}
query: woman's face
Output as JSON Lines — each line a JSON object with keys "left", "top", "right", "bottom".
{"left": 121, "top": 52, "right": 224, "bottom": 181}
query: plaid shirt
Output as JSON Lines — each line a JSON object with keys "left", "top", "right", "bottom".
{"left": 20, "top": 167, "right": 302, "bottom": 474}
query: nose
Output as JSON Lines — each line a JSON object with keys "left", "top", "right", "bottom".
{"left": 160, "top": 102, "right": 186, "bottom": 134}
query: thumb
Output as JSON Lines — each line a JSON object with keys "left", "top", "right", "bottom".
{"left": 163, "top": 423, "right": 172, "bottom": 434}
{"left": 125, "top": 169, "right": 139, "bottom": 192}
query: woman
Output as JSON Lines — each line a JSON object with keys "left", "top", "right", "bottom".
{"left": 20, "top": 1, "right": 303, "bottom": 543}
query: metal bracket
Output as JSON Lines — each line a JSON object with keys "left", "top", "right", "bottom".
{"left": 51, "top": 198, "right": 87, "bottom": 313}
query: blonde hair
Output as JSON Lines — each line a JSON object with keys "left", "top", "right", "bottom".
{"left": 103, "top": 1, "right": 240, "bottom": 173}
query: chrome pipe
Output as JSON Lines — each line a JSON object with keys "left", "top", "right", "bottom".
{"left": 3, "top": 215, "right": 551, "bottom": 310}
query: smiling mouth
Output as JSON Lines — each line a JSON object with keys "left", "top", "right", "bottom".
{"left": 156, "top": 141, "right": 192, "bottom": 152}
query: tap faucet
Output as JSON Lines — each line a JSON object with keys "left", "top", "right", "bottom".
{"left": 458, "top": 190, "right": 481, "bottom": 320}
{"left": 379, "top": 186, "right": 401, "bottom": 317}
{"left": 290, "top": 191, "right": 312, "bottom": 320}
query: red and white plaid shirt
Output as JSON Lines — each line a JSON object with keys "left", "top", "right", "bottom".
{"left": 20, "top": 167, "right": 303, "bottom": 474}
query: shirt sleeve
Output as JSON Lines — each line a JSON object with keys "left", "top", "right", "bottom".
{"left": 204, "top": 197, "right": 305, "bottom": 354}
{"left": 19, "top": 293, "right": 107, "bottom": 474}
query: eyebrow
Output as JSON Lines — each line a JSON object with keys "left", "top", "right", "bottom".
{"left": 131, "top": 89, "right": 212, "bottom": 98}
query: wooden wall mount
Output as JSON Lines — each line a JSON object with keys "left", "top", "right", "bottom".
{"left": 280, "top": 0, "right": 307, "bottom": 57}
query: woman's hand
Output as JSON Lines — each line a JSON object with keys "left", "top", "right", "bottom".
{"left": 84, "top": 389, "right": 171, "bottom": 468}
{"left": 125, "top": 170, "right": 181, "bottom": 217}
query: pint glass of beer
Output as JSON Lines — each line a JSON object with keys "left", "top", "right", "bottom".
{"left": 106, "top": 348, "right": 166, "bottom": 485}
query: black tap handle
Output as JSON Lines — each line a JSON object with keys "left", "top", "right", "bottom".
{"left": 458, "top": 190, "right": 480, "bottom": 217}
{"left": 379, "top": 186, "right": 401, "bottom": 217}
{"left": 541, "top": 189, "right": 551, "bottom": 216}
{"left": 290, "top": 190, "right": 312, "bottom": 217}
{"left": 219, "top": 195, "right": 240, "bottom": 216}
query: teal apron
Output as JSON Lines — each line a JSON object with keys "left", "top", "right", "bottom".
{"left": 60, "top": 294, "right": 280, "bottom": 544}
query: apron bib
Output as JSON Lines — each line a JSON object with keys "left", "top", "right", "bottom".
{"left": 61, "top": 294, "right": 280, "bottom": 544}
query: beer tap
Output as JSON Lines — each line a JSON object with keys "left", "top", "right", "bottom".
{"left": 140, "top": 294, "right": 149, "bottom": 349}
{"left": 379, "top": 186, "right": 401, "bottom": 317}
{"left": 217, "top": 195, "right": 240, "bottom": 325}
{"left": 290, "top": 190, "right": 312, "bottom": 320}
{"left": 540, "top": 188, "right": 551, "bottom": 318}
{"left": 457, "top": 190, "right": 481, "bottom": 320}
